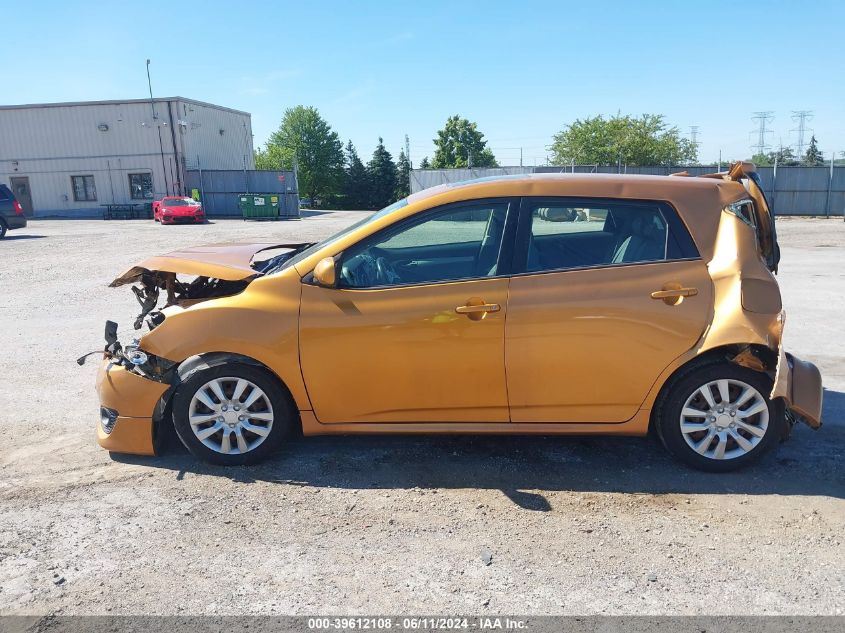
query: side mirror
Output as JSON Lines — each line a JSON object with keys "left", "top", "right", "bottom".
{"left": 313, "top": 257, "right": 337, "bottom": 288}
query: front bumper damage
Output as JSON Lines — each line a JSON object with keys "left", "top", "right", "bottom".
{"left": 95, "top": 359, "right": 169, "bottom": 455}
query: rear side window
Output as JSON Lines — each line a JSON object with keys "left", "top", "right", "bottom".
{"left": 0, "top": 185, "right": 11, "bottom": 201}
{"left": 520, "top": 198, "right": 698, "bottom": 273}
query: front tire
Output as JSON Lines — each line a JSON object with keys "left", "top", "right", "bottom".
{"left": 654, "top": 362, "right": 785, "bottom": 472}
{"left": 172, "top": 363, "right": 294, "bottom": 465}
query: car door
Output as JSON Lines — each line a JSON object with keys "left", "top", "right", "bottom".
{"left": 505, "top": 197, "right": 713, "bottom": 423}
{"left": 299, "top": 199, "right": 517, "bottom": 424}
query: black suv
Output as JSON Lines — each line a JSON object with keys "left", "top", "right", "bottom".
{"left": 0, "top": 183, "right": 27, "bottom": 238}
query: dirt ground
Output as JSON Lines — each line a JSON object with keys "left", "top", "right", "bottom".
{"left": 0, "top": 215, "right": 842, "bottom": 616}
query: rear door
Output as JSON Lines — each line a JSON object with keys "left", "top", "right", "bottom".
{"left": 505, "top": 197, "right": 713, "bottom": 423}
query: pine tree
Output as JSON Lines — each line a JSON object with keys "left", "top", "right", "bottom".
{"left": 395, "top": 149, "right": 411, "bottom": 199}
{"left": 419, "top": 156, "right": 431, "bottom": 169}
{"left": 366, "top": 137, "right": 398, "bottom": 209}
{"left": 803, "top": 135, "right": 825, "bottom": 166}
{"left": 343, "top": 140, "right": 369, "bottom": 209}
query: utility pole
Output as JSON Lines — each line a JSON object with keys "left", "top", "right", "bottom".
{"left": 750, "top": 111, "right": 774, "bottom": 157}
{"left": 146, "top": 59, "right": 170, "bottom": 196}
{"left": 791, "top": 110, "right": 814, "bottom": 158}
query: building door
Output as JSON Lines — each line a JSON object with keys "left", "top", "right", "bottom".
{"left": 10, "top": 177, "right": 33, "bottom": 217}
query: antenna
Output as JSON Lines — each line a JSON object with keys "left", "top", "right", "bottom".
{"left": 750, "top": 111, "right": 774, "bottom": 156}
{"left": 790, "top": 110, "right": 814, "bottom": 157}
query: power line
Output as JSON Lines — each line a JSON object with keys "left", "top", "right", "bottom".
{"left": 791, "top": 110, "right": 814, "bottom": 158}
{"left": 750, "top": 111, "right": 774, "bottom": 156}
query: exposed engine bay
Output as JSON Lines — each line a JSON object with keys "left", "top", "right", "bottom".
{"left": 106, "top": 242, "right": 314, "bottom": 331}
{"left": 127, "top": 271, "right": 250, "bottom": 330}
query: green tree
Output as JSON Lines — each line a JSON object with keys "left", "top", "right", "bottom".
{"left": 254, "top": 144, "right": 287, "bottom": 170}
{"left": 342, "top": 140, "right": 370, "bottom": 209}
{"left": 432, "top": 115, "right": 498, "bottom": 168}
{"left": 766, "top": 146, "right": 799, "bottom": 166}
{"left": 803, "top": 135, "right": 825, "bottom": 166}
{"left": 263, "top": 105, "right": 344, "bottom": 205}
{"left": 751, "top": 152, "right": 772, "bottom": 167}
{"left": 395, "top": 149, "right": 411, "bottom": 199}
{"left": 419, "top": 156, "right": 431, "bottom": 169}
{"left": 550, "top": 114, "right": 697, "bottom": 166}
{"left": 367, "top": 137, "right": 398, "bottom": 209}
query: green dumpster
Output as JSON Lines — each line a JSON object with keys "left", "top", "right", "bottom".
{"left": 239, "top": 193, "right": 280, "bottom": 220}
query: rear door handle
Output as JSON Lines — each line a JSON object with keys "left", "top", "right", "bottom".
{"left": 651, "top": 287, "right": 698, "bottom": 299}
{"left": 455, "top": 299, "right": 501, "bottom": 321}
{"left": 651, "top": 286, "right": 698, "bottom": 305}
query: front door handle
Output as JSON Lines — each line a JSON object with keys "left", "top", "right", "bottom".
{"left": 651, "top": 285, "right": 698, "bottom": 306}
{"left": 455, "top": 298, "right": 501, "bottom": 321}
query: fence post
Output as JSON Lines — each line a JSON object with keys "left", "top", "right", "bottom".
{"left": 825, "top": 153, "right": 833, "bottom": 218}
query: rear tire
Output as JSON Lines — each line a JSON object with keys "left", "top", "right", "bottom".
{"left": 172, "top": 363, "right": 294, "bottom": 465}
{"left": 654, "top": 361, "right": 785, "bottom": 472}
{"left": 0, "top": 219, "right": 7, "bottom": 239}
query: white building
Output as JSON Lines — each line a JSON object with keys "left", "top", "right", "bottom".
{"left": 0, "top": 97, "right": 255, "bottom": 217}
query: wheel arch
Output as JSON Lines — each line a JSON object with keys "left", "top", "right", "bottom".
{"left": 646, "top": 343, "right": 778, "bottom": 433}
{"left": 152, "top": 351, "right": 302, "bottom": 447}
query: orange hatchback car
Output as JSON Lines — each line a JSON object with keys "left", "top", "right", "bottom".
{"left": 90, "top": 162, "right": 822, "bottom": 472}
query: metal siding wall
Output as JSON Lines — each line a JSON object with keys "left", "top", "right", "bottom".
{"left": 411, "top": 166, "right": 844, "bottom": 216}
{"left": 0, "top": 100, "right": 254, "bottom": 216}
{"left": 178, "top": 101, "right": 255, "bottom": 171}
{"left": 185, "top": 169, "right": 299, "bottom": 217}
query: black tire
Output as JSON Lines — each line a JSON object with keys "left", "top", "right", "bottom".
{"left": 0, "top": 219, "right": 7, "bottom": 239}
{"left": 654, "top": 361, "right": 785, "bottom": 472}
{"left": 172, "top": 362, "right": 294, "bottom": 465}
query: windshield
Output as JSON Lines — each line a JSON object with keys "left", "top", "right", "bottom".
{"left": 268, "top": 198, "right": 409, "bottom": 274}
{"left": 164, "top": 198, "right": 198, "bottom": 206}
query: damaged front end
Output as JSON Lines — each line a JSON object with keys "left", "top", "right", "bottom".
{"left": 109, "top": 242, "right": 310, "bottom": 331}
{"left": 83, "top": 241, "right": 312, "bottom": 455}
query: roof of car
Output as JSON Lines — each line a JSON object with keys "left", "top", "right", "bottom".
{"left": 408, "top": 172, "right": 741, "bottom": 205}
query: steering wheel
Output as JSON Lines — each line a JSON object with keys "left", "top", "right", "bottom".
{"left": 375, "top": 256, "right": 398, "bottom": 285}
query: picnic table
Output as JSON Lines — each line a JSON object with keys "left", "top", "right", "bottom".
{"left": 101, "top": 203, "right": 151, "bottom": 220}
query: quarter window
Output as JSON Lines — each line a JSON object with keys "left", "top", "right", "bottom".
{"left": 339, "top": 201, "right": 510, "bottom": 288}
{"left": 523, "top": 199, "right": 696, "bottom": 273}
{"left": 71, "top": 175, "right": 97, "bottom": 202}
{"left": 128, "top": 173, "right": 154, "bottom": 199}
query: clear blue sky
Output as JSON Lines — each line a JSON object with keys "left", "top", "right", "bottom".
{"left": 6, "top": 0, "right": 844, "bottom": 166}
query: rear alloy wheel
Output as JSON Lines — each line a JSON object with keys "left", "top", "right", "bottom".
{"left": 173, "top": 363, "right": 293, "bottom": 465}
{"left": 655, "top": 362, "right": 784, "bottom": 472}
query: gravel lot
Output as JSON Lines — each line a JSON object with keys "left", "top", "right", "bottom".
{"left": 0, "top": 215, "right": 842, "bottom": 616}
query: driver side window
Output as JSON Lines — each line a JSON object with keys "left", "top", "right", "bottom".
{"left": 339, "top": 201, "right": 510, "bottom": 288}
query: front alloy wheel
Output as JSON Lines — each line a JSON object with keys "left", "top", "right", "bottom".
{"left": 655, "top": 362, "right": 784, "bottom": 472}
{"left": 173, "top": 362, "right": 293, "bottom": 465}
{"left": 188, "top": 377, "right": 275, "bottom": 455}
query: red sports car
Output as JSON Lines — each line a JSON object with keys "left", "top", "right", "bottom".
{"left": 153, "top": 197, "right": 206, "bottom": 224}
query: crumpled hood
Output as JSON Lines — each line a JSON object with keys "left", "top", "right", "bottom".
{"left": 110, "top": 242, "right": 302, "bottom": 286}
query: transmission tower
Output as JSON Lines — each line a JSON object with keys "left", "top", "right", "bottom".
{"left": 750, "top": 112, "right": 774, "bottom": 156}
{"left": 790, "top": 110, "right": 814, "bottom": 158}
